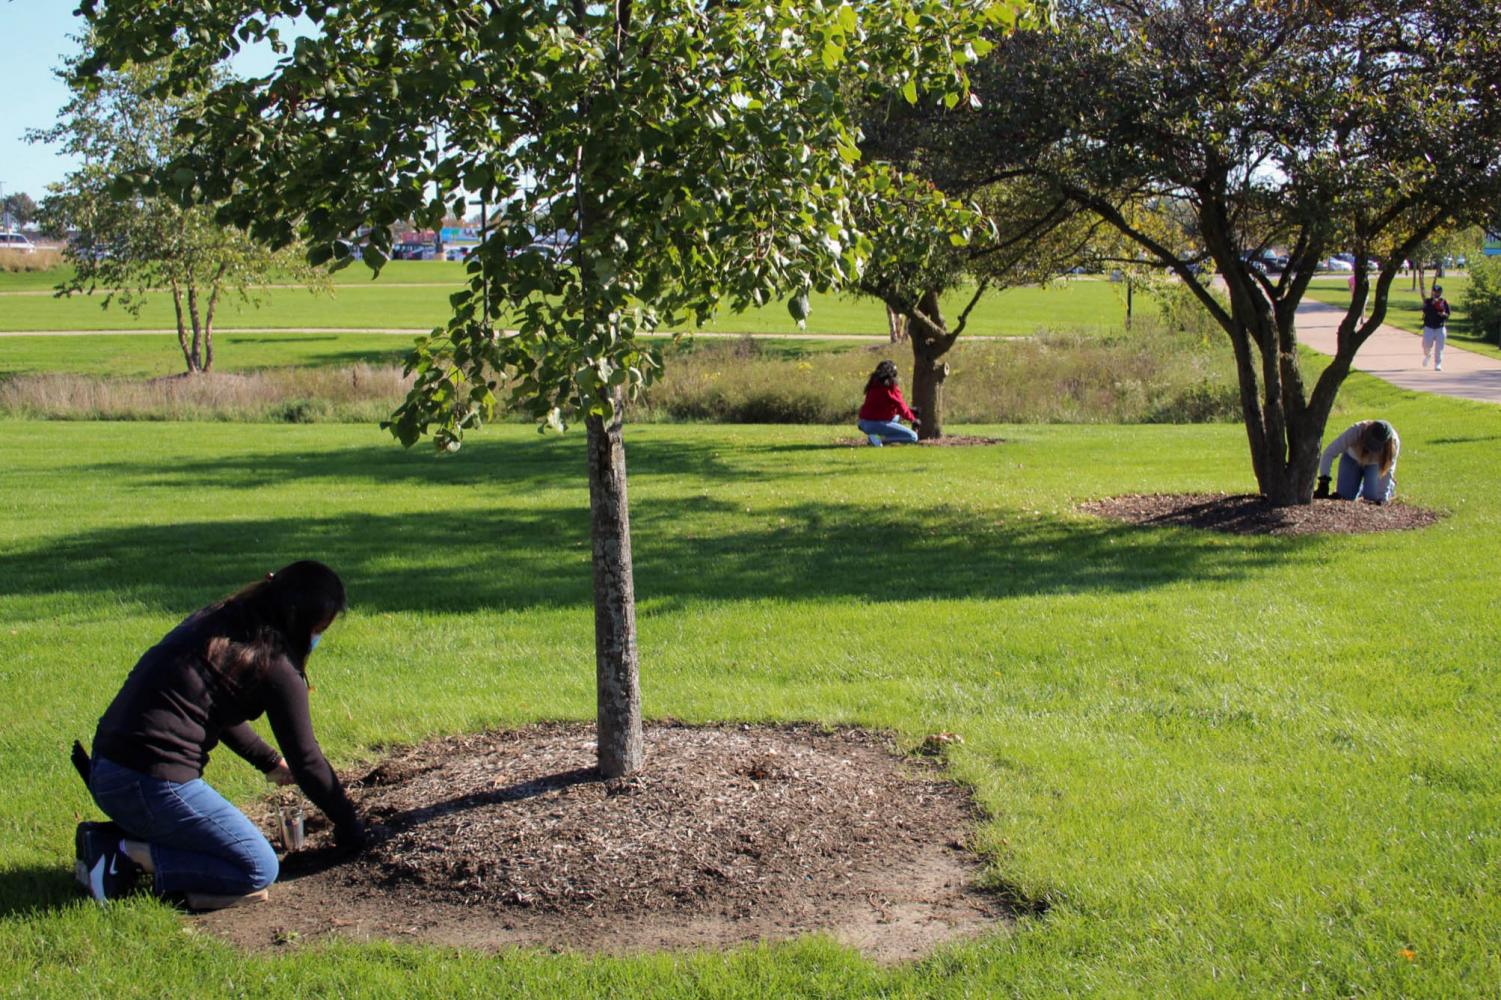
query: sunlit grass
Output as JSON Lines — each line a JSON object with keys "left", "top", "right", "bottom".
{"left": 1, "top": 369, "right": 1498, "bottom": 996}
{"left": 1, "top": 264, "right": 1142, "bottom": 341}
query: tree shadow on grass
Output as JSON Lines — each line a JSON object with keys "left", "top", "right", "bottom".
{"left": 1428, "top": 435, "right": 1501, "bottom": 446}
{"left": 63, "top": 433, "right": 819, "bottom": 494}
{"left": 0, "top": 492, "right": 1314, "bottom": 618}
{"left": 216, "top": 337, "right": 413, "bottom": 370}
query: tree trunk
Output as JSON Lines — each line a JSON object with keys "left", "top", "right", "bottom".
{"left": 905, "top": 290, "right": 955, "bottom": 441}
{"left": 168, "top": 281, "right": 197, "bottom": 374}
{"left": 1221, "top": 279, "right": 1339, "bottom": 506}
{"left": 586, "top": 405, "right": 643, "bottom": 779}
{"left": 203, "top": 280, "right": 223, "bottom": 373}
{"left": 885, "top": 303, "right": 908, "bottom": 343}
{"left": 187, "top": 284, "right": 205, "bottom": 372}
{"left": 909, "top": 346, "right": 947, "bottom": 440}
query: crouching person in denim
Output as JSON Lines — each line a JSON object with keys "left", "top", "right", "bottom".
{"left": 1315, "top": 419, "right": 1400, "bottom": 504}
{"left": 857, "top": 360, "right": 920, "bottom": 446}
{"left": 77, "top": 560, "right": 366, "bottom": 909}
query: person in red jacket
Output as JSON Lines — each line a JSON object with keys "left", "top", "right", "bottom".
{"left": 857, "top": 360, "right": 920, "bottom": 445}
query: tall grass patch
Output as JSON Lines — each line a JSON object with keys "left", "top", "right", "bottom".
{"left": 0, "top": 364, "right": 412, "bottom": 423}
{"left": 0, "top": 249, "right": 64, "bottom": 273}
{"left": 632, "top": 323, "right": 1239, "bottom": 425}
{"left": 1, "top": 323, "right": 1239, "bottom": 425}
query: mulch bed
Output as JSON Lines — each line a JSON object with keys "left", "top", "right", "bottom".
{"left": 198, "top": 723, "right": 1018, "bottom": 962}
{"left": 836, "top": 435, "right": 1004, "bottom": 448}
{"left": 1080, "top": 492, "right": 1442, "bottom": 535}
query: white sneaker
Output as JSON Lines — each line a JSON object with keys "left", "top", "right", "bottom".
{"left": 1435, "top": 363, "right": 1443, "bottom": 371}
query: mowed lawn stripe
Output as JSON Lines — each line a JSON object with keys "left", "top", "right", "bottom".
{"left": 0, "top": 271, "right": 1139, "bottom": 338}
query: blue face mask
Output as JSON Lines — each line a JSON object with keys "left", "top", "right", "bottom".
{"left": 309, "top": 633, "right": 322, "bottom": 652}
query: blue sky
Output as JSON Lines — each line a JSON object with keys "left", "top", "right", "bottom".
{"left": 0, "top": 3, "right": 307, "bottom": 207}
{"left": 0, "top": 2, "right": 86, "bottom": 201}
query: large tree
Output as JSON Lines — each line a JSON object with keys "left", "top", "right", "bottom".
{"left": 851, "top": 165, "right": 1098, "bottom": 438}
{"left": 855, "top": 82, "right": 1102, "bottom": 439}
{"left": 31, "top": 58, "right": 322, "bottom": 375}
{"left": 2, "top": 192, "right": 38, "bottom": 230}
{"left": 980, "top": 0, "right": 1501, "bottom": 504}
{"left": 79, "top": 0, "right": 1026, "bottom": 776}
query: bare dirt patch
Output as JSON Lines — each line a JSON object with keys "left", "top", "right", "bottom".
{"left": 836, "top": 435, "right": 1004, "bottom": 448}
{"left": 197, "top": 724, "right": 1022, "bottom": 962}
{"left": 1080, "top": 492, "right": 1442, "bottom": 536}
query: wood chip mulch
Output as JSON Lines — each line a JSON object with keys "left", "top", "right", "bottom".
{"left": 197, "top": 723, "right": 1020, "bottom": 963}
{"left": 1080, "top": 492, "right": 1442, "bottom": 535}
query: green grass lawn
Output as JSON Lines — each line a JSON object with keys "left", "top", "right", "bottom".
{"left": 0, "top": 260, "right": 475, "bottom": 292}
{"left": 2, "top": 371, "right": 1499, "bottom": 996}
{"left": 0, "top": 332, "right": 875, "bottom": 379}
{"left": 0, "top": 332, "right": 420, "bottom": 378}
{"left": 0, "top": 264, "right": 1137, "bottom": 340}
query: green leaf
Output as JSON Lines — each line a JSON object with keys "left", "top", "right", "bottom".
{"left": 902, "top": 78, "right": 919, "bottom": 105}
{"left": 788, "top": 290, "right": 811, "bottom": 323}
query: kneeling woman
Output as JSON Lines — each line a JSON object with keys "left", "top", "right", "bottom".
{"left": 79, "top": 560, "right": 366, "bottom": 904}
{"left": 1316, "top": 419, "right": 1400, "bottom": 504}
{"left": 857, "top": 360, "right": 920, "bottom": 446}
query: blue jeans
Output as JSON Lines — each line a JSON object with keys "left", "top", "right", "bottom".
{"left": 89, "top": 756, "right": 278, "bottom": 896}
{"left": 857, "top": 418, "right": 918, "bottom": 446}
{"left": 1336, "top": 453, "right": 1396, "bottom": 503}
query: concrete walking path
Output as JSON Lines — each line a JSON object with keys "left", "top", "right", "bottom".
{"left": 1295, "top": 299, "right": 1501, "bottom": 405}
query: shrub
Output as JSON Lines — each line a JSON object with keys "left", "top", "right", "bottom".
{"left": 1463, "top": 256, "right": 1501, "bottom": 344}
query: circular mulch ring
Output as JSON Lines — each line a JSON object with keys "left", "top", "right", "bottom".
{"left": 835, "top": 435, "right": 1004, "bottom": 448}
{"left": 1080, "top": 492, "right": 1442, "bottom": 536}
{"left": 198, "top": 724, "right": 1022, "bottom": 962}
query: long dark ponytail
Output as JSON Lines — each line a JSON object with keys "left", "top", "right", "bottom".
{"left": 195, "top": 560, "right": 347, "bottom": 687}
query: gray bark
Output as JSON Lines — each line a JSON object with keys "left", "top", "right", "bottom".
{"left": 886, "top": 303, "right": 908, "bottom": 342}
{"left": 586, "top": 407, "right": 643, "bottom": 778}
{"left": 187, "top": 284, "right": 205, "bottom": 372}
{"left": 168, "top": 280, "right": 196, "bottom": 373}
{"left": 907, "top": 290, "right": 955, "bottom": 441}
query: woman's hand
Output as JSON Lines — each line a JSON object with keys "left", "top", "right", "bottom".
{"left": 334, "top": 817, "right": 369, "bottom": 854}
{"left": 266, "top": 759, "right": 297, "bottom": 786}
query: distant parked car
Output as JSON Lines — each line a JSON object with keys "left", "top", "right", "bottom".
{"left": 68, "top": 238, "right": 113, "bottom": 261}
{"left": 523, "top": 241, "right": 571, "bottom": 261}
{"left": 392, "top": 242, "right": 436, "bottom": 260}
{"left": 444, "top": 245, "right": 473, "bottom": 261}
{"left": 1322, "top": 258, "right": 1354, "bottom": 272}
{"left": 0, "top": 232, "right": 36, "bottom": 253}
